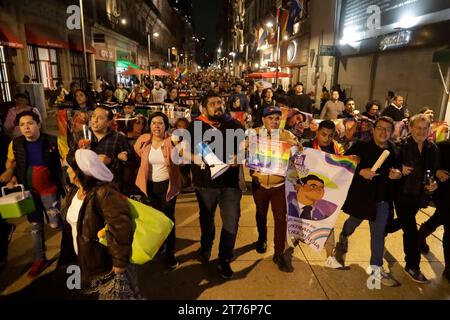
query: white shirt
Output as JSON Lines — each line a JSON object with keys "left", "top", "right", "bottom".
{"left": 66, "top": 192, "right": 84, "bottom": 255}
{"left": 151, "top": 88, "right": 167, "bottom": 103}
{"left": 148, "top": 146, "right": 170, "bottom": 182}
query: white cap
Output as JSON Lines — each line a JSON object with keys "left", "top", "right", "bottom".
{"left": 75, "top": 149, "right": 113, "bottom": 182}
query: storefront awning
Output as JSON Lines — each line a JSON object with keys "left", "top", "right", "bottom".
{"left": 116, "top": 59, "right": 140, "bottom": 69}
{"left": 25, "top": 24, "right": 68, "bottom": 49}
{"left": 0, "top": 23, "right": 24, "bottom": 49}
{"left": 68, "top": 35, "right": 95, "bottom": 54}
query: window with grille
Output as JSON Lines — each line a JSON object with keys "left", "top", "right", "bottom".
{"left": 71, "top": 51, "right": 91, "bottom": 87}
{"left": 0, "top": 46, "right": 12, "bottom": 103}
{"left": 27, "top": 45, "right": 62, "bottom": 89}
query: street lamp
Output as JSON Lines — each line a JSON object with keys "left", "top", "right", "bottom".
{"left": 121, "top": 18, "right": 127, "bottom": 25}
{"left": 148, "top": 31, "right": 159, "bottom": 77}
{"left": 229, "top": 52, "right": 236, "bottom": 76}
{"left": 266, "top": 21, "right": 274, "bottom": 28}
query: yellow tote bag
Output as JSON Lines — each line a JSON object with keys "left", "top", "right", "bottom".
{"left": 99, "top": 198, "right": 174, "bottom": 265}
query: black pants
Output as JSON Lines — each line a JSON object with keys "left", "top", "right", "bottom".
{"left": 434, "top": 198, "right": 450, "bottom": 270}
{"left": 146, "top": 180, "right": 177, "bottom": 254}
{"left": 395, "top": 198, "right": 421, "bottom": 270}
{"left": 0, "top": 217, "right": 10, "bottom": 262}
{"left": 421, "top": 208, "right": 444, "bottom": 233}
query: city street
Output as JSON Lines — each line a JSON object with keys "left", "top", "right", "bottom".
{"left": 1, "top": 173, "right": 449, "bottom": 300}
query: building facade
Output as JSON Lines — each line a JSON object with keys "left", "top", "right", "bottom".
{"left": 0, "top": 0, "right": 187, "bottom": 104}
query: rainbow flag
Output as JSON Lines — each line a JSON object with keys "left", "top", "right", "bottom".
{"left": 324, "top": 153, "right": 359, "bottom": 174}
{"left": 180, "top": 67, "right": 188, "bottom": 79}
{"left": 246, "top": 136, "right": 292, "bottom": 176}
{"left": 280, "top": 9, "right": 289, "bottom": 38}
{"left": 429, "top": 121, "right": 449, "bottom": 143}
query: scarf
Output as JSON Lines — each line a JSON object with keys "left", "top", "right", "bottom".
{"left": 312, "top": 138, "right": 340, "bottom": 155}
{"left": 196, "top": 115, "right": 220, "bottom": 128}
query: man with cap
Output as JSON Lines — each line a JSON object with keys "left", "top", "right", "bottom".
{"left": 248, "top": 105, "right": 301, "bottom": 272}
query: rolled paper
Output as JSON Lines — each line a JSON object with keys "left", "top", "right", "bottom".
{"left": 371, "top": 150, "right": 390, "bottom": 172}
{"left": 82, "top": 124, "right": 87, "bottom": 140}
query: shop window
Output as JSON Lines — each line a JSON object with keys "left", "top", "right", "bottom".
{"left": 70, "top": 51, "right": 91, "bottom": 87}
{"left": 27, "top": 45, "right": 62, "bottom": 89}
{"left": 0, "top": 46, "right": 12, "bottom": 103}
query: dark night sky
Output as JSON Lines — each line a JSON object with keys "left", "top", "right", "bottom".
{"left": 192, "top": 0, "right": 223, "bottom": 63}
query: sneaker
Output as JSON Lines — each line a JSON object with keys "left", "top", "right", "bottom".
{"left": 198, "top": 248, "right": 211, "bottom": 264}
{"left": 255, "top": 240, "right": 267, "bottom": 254}
{"left": 166, "top": 253, "right": 179, "bottom": 270}
{"left": 338, "top": 232, "right": 348, "bottom": 253}
{"left": 28, "top": 259, "right": 50, "bottom": 278}
{"left": 273, "top": 254, "right": 294, "bottom": 273}
{"left": 368, "top": 266, "right": 400, "bottom": 287}
{"left": 218, "top": 260, "right": 233, "bottom": 279}
{"left": 403, "top": 267, "right": 430, "bottom": 284}
{"left": 325, "top": 256, "right": 345, "bottom": 270}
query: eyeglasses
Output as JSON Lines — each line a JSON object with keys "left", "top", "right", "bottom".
{"left": 375, "top": 126, "right": 392, "bottom": 133}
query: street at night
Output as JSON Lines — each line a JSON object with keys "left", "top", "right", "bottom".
{"left": 0, "top": 0, "right": 449, "bottom": 307}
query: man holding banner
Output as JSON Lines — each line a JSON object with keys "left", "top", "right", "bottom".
{"left": 248, "top": 106, "right": 300, "bottom": 272}
{"left": 339, "top": 116, "right": 402, "bottom": 287}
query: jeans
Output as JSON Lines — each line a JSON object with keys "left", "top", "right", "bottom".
{"left": 146, "top": 180, "right": 177, "bottom": 254}
{"left": 196, "top": 187, "right": 242, "bottom": 262}
{"left": 252, "top": 183, "right": 286, "bottom": 255}
{"left": 394, "top": 197, "right": 422, "bottom": 270}
{"left": 27, "top": 193, "right": 60, "bottom": 261}
{"left": 342, "top": 201, "right": 389, "bottom": 267}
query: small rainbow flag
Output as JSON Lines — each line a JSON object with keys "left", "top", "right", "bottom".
{"left": 246, "top": 136, "right": 292, "bottom": 176}
{"left": 180, "top": 67, "right": 188, "bottom": 79}
{"left": 324, "top": 153, "right": 359, "bottom": 174}
{"left": 429, "top": 121, "right": 449, "bottom": 143}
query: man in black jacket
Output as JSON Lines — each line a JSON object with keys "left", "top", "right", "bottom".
{"left": 339, "top": 116, "right": 402, "bottom": 286}
{"left": 395, "top": 114, "right": 439, "bottom": 283}
{"left": 187, "top": 91, "right": 244, "bottom": 279}
{"left": 381, "top": 95, "right": 406, "bottom": 121}
{"left": 419, "top": 138, "right": 450, "bottom": 282}
{"left": 289, "top": 83, "right": 313, "bottom": 114}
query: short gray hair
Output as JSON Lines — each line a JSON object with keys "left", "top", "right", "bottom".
{"left": 409, "top": 113, "right": 430, "bottom": 128}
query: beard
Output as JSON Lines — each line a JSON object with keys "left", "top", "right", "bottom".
{"left": 209, "top": 113, "right": 224, "bottom": 122}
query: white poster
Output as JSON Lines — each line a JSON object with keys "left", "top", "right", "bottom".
{"left": 286, "top": 148, "right": 358, "bottom": 251}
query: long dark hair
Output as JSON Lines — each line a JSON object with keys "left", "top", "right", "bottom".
{"left": 66, "top": 149, "right": 101, "bottom": 193}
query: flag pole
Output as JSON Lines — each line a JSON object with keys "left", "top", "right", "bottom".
{"left": 275, "top": 6, "right": 281, "bottom": 86}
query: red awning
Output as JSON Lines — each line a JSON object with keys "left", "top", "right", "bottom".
{"left": 0, "top": 23, "right": 24, "bottom": 49}
{"left": 68, "top": 35, "right": 95, "bottom": 54}
{"left": 25, "top": 24, "right": 68, "bottom": 49}
{"left": 245, "top": 71, "right": 292, "bottom": 79}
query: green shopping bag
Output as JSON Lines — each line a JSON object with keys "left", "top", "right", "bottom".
{"left": 99, "top": 198, "right": 174, "bottom": 265}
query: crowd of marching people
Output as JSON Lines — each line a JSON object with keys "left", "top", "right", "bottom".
{"left": 0, "top": 70, "right": 449, "bottom": 299}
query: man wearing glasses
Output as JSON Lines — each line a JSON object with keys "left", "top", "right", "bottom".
{"left": 339, "top": 116, "right": 403, "bottom": 287}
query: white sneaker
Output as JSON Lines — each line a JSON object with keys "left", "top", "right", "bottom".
{"left": 325, "top": 256, "right": 344, "bottom": 269}
{"left": 367, "top": 265, "right": 400, "bottom": 287}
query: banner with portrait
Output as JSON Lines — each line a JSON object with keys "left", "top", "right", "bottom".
{"left": 286, "top": 148, "right": 358, "bottom": 251}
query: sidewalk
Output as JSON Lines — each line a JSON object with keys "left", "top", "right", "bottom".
{"left": 1, "top": 178, "right": 449, "bottom": 300}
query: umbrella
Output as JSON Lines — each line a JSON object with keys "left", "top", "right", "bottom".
{"left": 120, "top": 67, "right": 148, "bottom": 76}
{"left": 150, "top": 68, "right": 171, "bottom": 77}
{"left": 245, "top": 71, "right": 292, "bottom": 79}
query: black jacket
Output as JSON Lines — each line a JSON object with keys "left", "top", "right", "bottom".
{"left": 342, "top": 139, "right": 399, "bottom": 221}
{"left": 433, "top": 139, "right": 450, "bottom": 207}
{"left": 395, "top": 135, "right": 439, "bottom": 203}
{"left": 59, "top": 184, "right": 132, "bottom": 283}
{"left": 381, "top": 105, "right": 405, "bottom": 122}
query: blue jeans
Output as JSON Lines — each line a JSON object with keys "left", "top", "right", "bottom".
{"left": 27, "top": 193, "right": 61, "bottom": 260}
{"left": 196, "top": 187, "right": 242, "bottom": 262}
{"left": 342, "top": 201, "right": 389, "bottom": 267}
